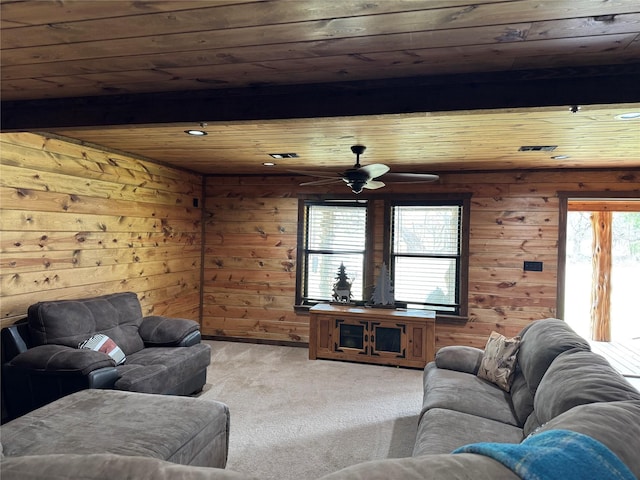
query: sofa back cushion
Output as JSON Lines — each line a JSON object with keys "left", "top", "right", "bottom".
{"left": 535, "top": 400, "right": 640, "bottom": 479}
{"left": 534, "top": 349, "right": 640, "bottom": 425}
{"left": 508, "top": 318, "right": 590, "bottom": 426}
{"left": 28, "top": 292, "right": 145, "bottom": 355}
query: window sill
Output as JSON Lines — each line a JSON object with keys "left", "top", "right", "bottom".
{"left": 295, "top": 304, "right": 469, "bottom": 324}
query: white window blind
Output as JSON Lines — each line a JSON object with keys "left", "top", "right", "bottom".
{"left": 303, "top": 203, "right": 367, "bottom": 302}
{"left": 392, "top": 205, "right": 461, "bottom": 312}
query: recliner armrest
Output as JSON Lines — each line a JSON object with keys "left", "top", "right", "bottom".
{"left": 8, "top": 344, "right": 115, "bottom": 375}
{"left": 139, "top": 315, "right": 201, "bottom": 347}
{"left": 435, "top": 345, "right": 484, "bottom": 374}
{"left": 2, "top": 345, "right": 120, "bottom": 420}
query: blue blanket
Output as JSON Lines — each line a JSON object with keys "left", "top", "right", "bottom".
{"left": 453, "top": 429, "right": 636, "bottom": 480}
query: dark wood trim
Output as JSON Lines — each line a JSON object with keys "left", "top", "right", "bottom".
{"left": 557, "top": 194, "right": 568, "bottom": 320}
{"left": 294, "top": 198, "right": 307, "bottom": 307}
{"left": 202, "top": 335, "right": 309, "bottom": 349}
{"left": 3, "top": 64, "right": 639, "bottom": 131}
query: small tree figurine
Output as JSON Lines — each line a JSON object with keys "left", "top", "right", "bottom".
{"left": 370, "top": 263, "right": 395, "bottom": 307}
{"left": 332, "top": 262, "right": 352, "bottom": 303}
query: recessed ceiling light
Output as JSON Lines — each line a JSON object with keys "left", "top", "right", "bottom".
{"left": 519, "top": 146, "right": 558, "bottom": 152}
{"left": 551, "top": 155, "right": 570, "bottom": 160}
{"left": 615, "top": 112, "right": 640, "bottom": 120}
{"left": 269, "top": 153, "right": 298, "bottom": 159}
{"left": 263, "top": 162, "right": 276, "bottom": 166}
{"left": 184, "top": 129, "right": 207, "bottom": 136}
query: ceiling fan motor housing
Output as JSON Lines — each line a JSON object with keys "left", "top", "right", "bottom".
{"left": 343, "top": 166, "right": 371, "bottom": 193}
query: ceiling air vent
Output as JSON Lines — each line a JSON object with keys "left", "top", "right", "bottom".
{"left": 519, "top": 146, "right": 557, "bottom": 152}
{"left": 269, "top": 153, "right": 299, "bottom": 159}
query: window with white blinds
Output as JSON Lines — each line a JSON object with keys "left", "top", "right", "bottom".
{"left": 301, "top": 202, "right": 367, "bottom": 303}
{"left": 391, "top": 204, "right": 462, "bottom": 313}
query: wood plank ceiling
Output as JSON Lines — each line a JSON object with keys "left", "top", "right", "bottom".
{"left": 1, "top": 0, "right": 639, "bottom": 175}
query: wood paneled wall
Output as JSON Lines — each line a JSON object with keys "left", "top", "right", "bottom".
{"left": 204, "top": 170, "right": 640, "bottom": 350}
{"left": 0, "top": 132, "right": 203, "bottom": 328}
{"left": 2, "top": 133, "right": 638, "bottom": 351}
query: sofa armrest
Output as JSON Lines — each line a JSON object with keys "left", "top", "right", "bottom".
{"left": 8, "top": 344, "right": 116, "bottom": 374}
{"left": 139, "top": 316, "right": 201, "bottom": 347}
{"left": 435, "top": 345, "right": 484, "bottom": 374}
{"left": 3, "top": 345, "right": 120, "bottom": 420}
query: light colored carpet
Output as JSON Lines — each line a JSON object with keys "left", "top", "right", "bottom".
{"left": 199, "top": 340, "right": 424, "bottom": 480}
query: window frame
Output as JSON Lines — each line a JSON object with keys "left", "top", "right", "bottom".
{"left": 295, "top": 197, "right": 372, "bottom": 307}
{"left": 384, "top": 194, "right": 471, "bottom": 317}
{"left": 295, "top": 193, "right": 470, "bottom": 321}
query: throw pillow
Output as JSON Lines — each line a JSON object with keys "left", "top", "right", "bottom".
{"left": 78, "top": 334, "right": 126, "bottom": 365}
{"left": 477, "top": 331, "right": 521, "bottom": 392}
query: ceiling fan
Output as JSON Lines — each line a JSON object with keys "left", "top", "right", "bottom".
{"left": 290, "top": 145, "right": 439, "bottom": 194}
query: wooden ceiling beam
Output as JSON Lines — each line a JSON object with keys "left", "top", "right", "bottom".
{"left": 2, "top": 64, "right": 640, "bottom": 131}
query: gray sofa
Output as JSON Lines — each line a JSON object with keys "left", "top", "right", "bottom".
{"left": 1, "top": 292, "right": 211, "bottom": 419}
{"left": 321, "top": 318, "right": 640, "bottom": 479}
{"left": 2, "top": 319, "right": 640, "bottom": 479}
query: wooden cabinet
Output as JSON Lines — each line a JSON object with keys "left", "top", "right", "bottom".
{"left": 309, "top": 304, "right": 436, "bottom": 368}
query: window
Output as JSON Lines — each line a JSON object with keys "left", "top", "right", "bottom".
{"left": 389, "top": 202, "right": 465, "bottom": 314}
{"left": 296, "top": 194, "right": 470, "bottom": 317}
{"left": 297, "top": 200, "right": 369, "bottom": 304}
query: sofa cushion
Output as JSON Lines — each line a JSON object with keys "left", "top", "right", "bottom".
{"left": 413, "top": 408, "right": 523, "bottom": 456}
{"left": 536, "top": 400, "right": 640, "bottom": 479}
{"left": 534, "top": 349, "right": 640, "bottom": 425}
{"left": 508, "top": 366, "right": 533, "bottom": 426}
{"left": 477, "top": 332, "right": 521, "bottom": 392}
{"left": 434, "top": 346, "right": 483, "bottom": 374}
{"left": 318, "top": 453, "right": 520, "bottom": 480}
{"left": 516, "top": 318, "right": 590, "bottom": 396}
{"left": 28, "top": 292, "right": 145, "bottom": 355}
{"left": 508, "top": 318, "right": 590, "bottom": 426}
{"left": 421, "top": 363, "right": 519, "bottom": 426}
{"left": 115, "top": 343, "right": 211, "bottom": 393}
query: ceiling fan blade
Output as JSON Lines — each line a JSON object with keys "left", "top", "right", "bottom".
{"left": 359, "top": 163, "right": 390, "bottom": 179}
{"left": 363, "top": 180, "right": 386, "bottom": 190}
{"left": 382, "top": 172, "right": 440, "bottom": 183}
{"left": 300, "top": 178, "right": 344, "bottom": 186}
{"left": 287, "top": 169, "right": 342, "bottom": 179}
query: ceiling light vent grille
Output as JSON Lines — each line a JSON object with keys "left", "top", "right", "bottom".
{"left": 518, "top": 146, "right": 557, "bottom": 152}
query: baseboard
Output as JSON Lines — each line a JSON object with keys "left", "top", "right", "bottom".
{"left": 203, "top": 335, "right": 308, "bottom": 349}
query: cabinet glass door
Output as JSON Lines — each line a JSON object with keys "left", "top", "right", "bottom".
{"left": 371, "top": 323, "right": 406, "bottom": 358}
{"left": 335, "top": 319, "right": 367, "bottom": 354}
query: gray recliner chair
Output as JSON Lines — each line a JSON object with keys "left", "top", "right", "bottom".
{"left": 1, "top": 292, "right": 211, "bottom": 420}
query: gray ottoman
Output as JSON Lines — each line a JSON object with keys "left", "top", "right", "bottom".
{"left": 0, "top": 389, "right": 229, "bottom": 468}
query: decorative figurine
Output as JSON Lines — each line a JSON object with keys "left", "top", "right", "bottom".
{"left": 370, "top": 263, "right": 395, "bottom": 307}
{"left": 332, "top": 262, "right": 353, "bottom": 303}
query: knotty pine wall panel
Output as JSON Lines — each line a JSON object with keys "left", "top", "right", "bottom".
{"left": 202, "top": 180, "right": 303, "bottom": 342}
{"left": 204, "top": 169, "right": 639, "bottom": 349}
{"left": 0, "top": 132, "right": 203, "bottom": 327}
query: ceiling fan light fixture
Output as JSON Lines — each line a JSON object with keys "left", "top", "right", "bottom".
{"left": 349, "top": 181, "right": 366, "bottom": 194}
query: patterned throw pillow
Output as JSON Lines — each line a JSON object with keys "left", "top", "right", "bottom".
{"left": 477, "top": 331, "right": 521, "bottom": 392}
{"left": 78, "top": 334, "right": 127, "bottom": 365}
